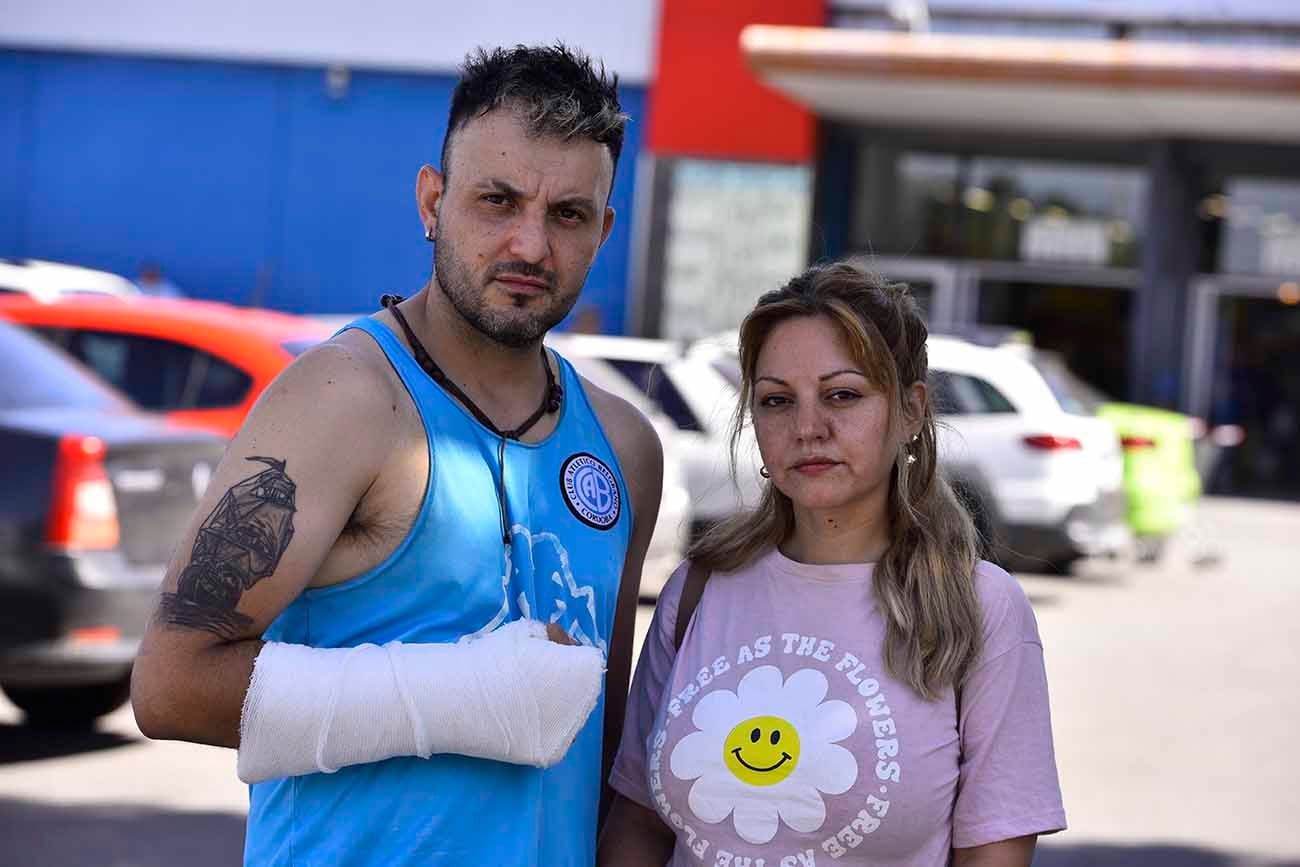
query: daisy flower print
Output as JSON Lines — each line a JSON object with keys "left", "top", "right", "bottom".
{"left": 669, "top": 665, "right": 860, "bottom": 844}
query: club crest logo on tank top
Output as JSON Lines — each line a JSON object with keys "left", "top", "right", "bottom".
{"left": 561, "top": 452, "right": 621, "bottom": 530}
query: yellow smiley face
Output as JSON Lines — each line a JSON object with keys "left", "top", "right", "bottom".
{"left": 723, "top": 715, "right": 801, "bottom": 786}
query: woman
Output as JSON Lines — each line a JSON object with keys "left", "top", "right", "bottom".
{"left": 599, "top": 262, "right": 1066, "bottom": 866}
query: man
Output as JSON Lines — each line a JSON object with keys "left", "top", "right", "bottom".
{"left": 135, "top": 262, "right": 184, "bottom": 297}
{"left": 131, "top": 44, "right": 663, "bottom": 866}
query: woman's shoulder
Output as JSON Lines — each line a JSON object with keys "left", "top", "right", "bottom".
{"left": 651, "top": 560, "right": 693, "bottom": 642}
{"left": 653, "top": 551, "right": 775, "bottom": 635}
{"left": 971, "top": 560, "right": 1043, "bottom": 662}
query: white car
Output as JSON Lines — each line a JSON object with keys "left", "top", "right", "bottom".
{"left": 548, "top": 333, "right": 763, "bottom": 540}
{"left": 928, "top": 335, "right": 1129, "bottom": 573}
{"left": 0, "top": 258, "right": 141, "bottom": 302}
{"left": 547, "top": 343, "right": 693, "bottom": 598}
{"left": 693, "top": 329, "right": 1128, "bottom": 573}
{"left": 557, "top": 329, "right": 1127, "bottom": 576}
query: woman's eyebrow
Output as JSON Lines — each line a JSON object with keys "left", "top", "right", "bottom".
{"left": 820, "top": 369, "right": 867, "bottom": 381}
{"left": 755, "top": 369, "right": 866, "bottom": 386}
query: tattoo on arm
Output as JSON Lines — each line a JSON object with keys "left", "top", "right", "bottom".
{"left": 159, "top": 456, "right": 297, "bottom": 639}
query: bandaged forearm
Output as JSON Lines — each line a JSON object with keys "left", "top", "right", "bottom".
{"left": 237, "top": 619, "right": 604, "bottom": 784}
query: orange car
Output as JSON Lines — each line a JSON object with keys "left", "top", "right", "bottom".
{"left": 0, "top": 294, "right": 333, "bottom": 437}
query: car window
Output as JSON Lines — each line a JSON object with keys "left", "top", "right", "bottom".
{"left": 710, "top": 357, "right": 742, "bottom": 390}
{"left": 929, "top": 372, "right": 962, "bottom": 415}
{"left": 0, "top": 320, "right": 130, "bottom": 411}
{"left": 930, "top": 371, "right": 1016, "bottom": 415}
{"left": 971, "top": 376, "right": 1017, "bottom": 413}
{"left": 607, "top": 358, "right": 704, "bottom": 432}
{"left": 1031, "top": 354, "right": 1109, "bottom": 414}
{"left": 57, "top": 329, "right": 252, "bottom": 411}
{"left": 195, "top": 354, "right": 254, "bottom": 406}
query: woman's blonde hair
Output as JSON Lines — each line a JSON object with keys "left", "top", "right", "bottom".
{"left": 689, "top": 261, "right": 983, "bottom": 700}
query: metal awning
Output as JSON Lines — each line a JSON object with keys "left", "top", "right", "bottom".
{"left": 741, "top": 25, "right": 1300, "bottom": 142}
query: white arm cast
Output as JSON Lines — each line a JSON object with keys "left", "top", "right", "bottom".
{"left": 236, "top": 619, "right": 604, "bottom": 784}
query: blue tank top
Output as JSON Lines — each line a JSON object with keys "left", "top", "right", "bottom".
{"left": 244, "top": 316, "right": 633, "bottom": 867}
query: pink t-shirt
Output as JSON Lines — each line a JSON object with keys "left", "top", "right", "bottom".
{"left": 610, "top": 549, "right": 1066, "bottom": 866}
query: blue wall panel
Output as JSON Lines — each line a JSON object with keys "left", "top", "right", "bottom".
{"left": 0, "top": 49, "right": 643, "bottom": 332}
{"left": 0, "top": 54, "right": 35, "bottom": 254}
{"left": 571, "top": 84, "right": 644, "bottom": 335}
{"left": 274, "top": 68, "right": 454, "bottom": 313}
{"left": 19, "top": 52, "right": 281, "bottom": 303}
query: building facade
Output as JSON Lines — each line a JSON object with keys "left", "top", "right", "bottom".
{"left": 4, "top": 0, "right": 1299, "bottom": 497}
{"left": 0, "top": 0, "right": 655, "bottom": 332}
{"left": 738, "top": 1, "right": 1300, "bottom": 499}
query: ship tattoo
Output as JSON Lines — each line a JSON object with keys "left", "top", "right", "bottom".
{"left": 159, "top": 456, "right": 297, "bottom": 639}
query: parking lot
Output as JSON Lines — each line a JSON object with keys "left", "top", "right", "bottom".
{"left": 1, "top": 496, "right": 1297, "bottom": 867}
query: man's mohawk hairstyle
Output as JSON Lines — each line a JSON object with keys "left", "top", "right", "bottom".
{"left": 442, "top": 42, "right": 629, "bottom": 174}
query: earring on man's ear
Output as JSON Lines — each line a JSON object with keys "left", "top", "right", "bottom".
{"left": 424, "top": 225, "right": 434, "bottom": 242}
{"left": 760, "top": 466, "right": 770, "bottom": 479}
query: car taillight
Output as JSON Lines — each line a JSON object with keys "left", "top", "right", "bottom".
{"left": 46, "top": 435, "right": 120, "bottom": 550}
{"left": 1120, "top": 436, "right": 1157, "bottom": 449}
{"left": 1022, "top": 434, "right": 1082, "bottom": 450}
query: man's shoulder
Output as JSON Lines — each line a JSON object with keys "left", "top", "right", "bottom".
{"left": 572, "top": 370, "right": 662, "bottom": 465}
{"left": 256, "top": 327, "right": 404, "bottom": 423}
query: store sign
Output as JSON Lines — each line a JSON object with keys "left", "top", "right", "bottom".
{"left": 661, "top": 160, "right": 812, "bottom": 340}
{"left": 1020, "top": 217, "right": 1109, "bottom": 266}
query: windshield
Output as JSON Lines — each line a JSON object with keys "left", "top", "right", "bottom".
{"left": 0, "top": 320, "right": 133, "bottom": 412}
{"left": 1032, "top": 351, "right": 1110, "bottom": 415}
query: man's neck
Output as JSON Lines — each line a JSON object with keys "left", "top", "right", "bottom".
{"left": 403, "top": 282, "right": 554, "bottom": 428}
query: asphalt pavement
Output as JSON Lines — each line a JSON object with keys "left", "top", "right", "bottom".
{"left": 1, "top": 497, "right": 1297, "bottom": 867}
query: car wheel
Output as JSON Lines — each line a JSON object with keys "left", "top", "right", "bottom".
{"left": 1042, "top": 554, "right": 1081, "bottom": 576}
{"left": 2, "top": 673, "right": 132, "bottom": 728}
{"left": 1136, "top": 536, "right": 1167, "bottom": 564}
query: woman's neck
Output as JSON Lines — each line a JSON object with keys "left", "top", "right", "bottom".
{"left": 782, "top": 500, "right": 891, "bottom": 565}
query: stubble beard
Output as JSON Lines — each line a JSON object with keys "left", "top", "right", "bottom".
{"left": 433, "top": 224, "right": 581, "bottom": 349}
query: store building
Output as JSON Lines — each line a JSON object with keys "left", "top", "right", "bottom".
{"left": 4, "top": 0, "right": 1299, "bottom": 497}
{"left": 722, "top": 0, "right": 1300, "bottom": 499}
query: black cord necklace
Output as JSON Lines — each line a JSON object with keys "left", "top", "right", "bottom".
{"left": 380, "top": 293, "right": 563, "bottom": 543}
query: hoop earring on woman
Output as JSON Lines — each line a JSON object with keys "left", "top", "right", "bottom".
{"left": 760, "top": 466, "right": 771, "bottom": 479}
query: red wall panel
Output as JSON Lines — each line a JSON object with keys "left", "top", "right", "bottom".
{"left": 648, "top": 0, "right": 825, "bottom": 162}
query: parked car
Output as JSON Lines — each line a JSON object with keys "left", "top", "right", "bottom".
{"left": 548, "top": 333, "right": 762, "bottom": 539}
{"left": 0, "top": 294, "right": 332, "bottom": 437}
{"left": 1096, "top": 402, "right": 1202, "bottom": 561}
{"left": 0, "top": 258, "right": 141, "bottom": 301}
{"left": 0, "top": 320, "right": 227, "bottom": 725}
{"left": 564, "top": 328, "right": 1131, "bottom": 573}
{"left": 550, "top": 345, "right": 693, "bottom": 598}
{"left": 1026, "top": 348, "right": 1208, "bottom": 563}
{"left": 687, "top": 331, "right": 1005, "bottom": 556}
{"left": 928, "top": 336, "right": 1129, "bottom": 573}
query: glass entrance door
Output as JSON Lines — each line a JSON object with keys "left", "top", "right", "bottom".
{"left": 1188, "top": 277, "right": 1300, "bottom": 498}
{"left": 972, "top": 262, "right": 1139, "bottom": 400}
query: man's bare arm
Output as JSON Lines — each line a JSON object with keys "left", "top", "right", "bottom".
{"left": 583, "top": 381, "right": 664, "bottom": 828}
{"left": 131, "top": 341, "right": 399, "bottom": 747}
